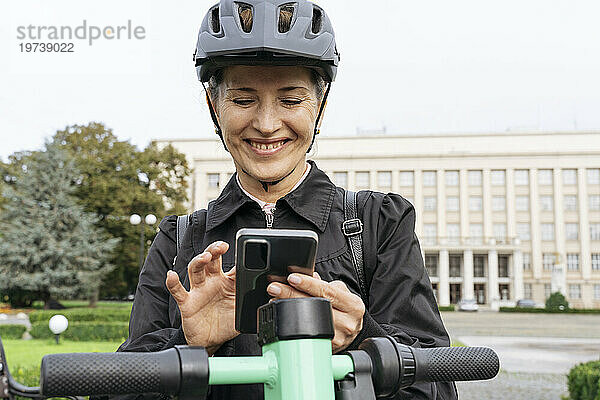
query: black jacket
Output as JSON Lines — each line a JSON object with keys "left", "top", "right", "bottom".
{"left": 117, "top": 159, "right": 458, "bottom": 399}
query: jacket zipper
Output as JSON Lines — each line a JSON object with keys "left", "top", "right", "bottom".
{"left": 265, "top": 208, "right": 275, "bottom": 228}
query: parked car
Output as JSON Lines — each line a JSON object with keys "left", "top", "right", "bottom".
{"left": 457, "top": 299, "right": 479, "bottom": 312}
{"left": 516, "top": 299, "right": 536, "bottom": 308}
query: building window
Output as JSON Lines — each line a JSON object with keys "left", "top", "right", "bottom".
{"left": 516, "top": 195, "right": 529, "bottom": 211}
{"left": 491, "top": 170, "right": 506, "bottom": 186}
{"left": 425, "top": 255, "right": 438, "bottom": 277}
{"left": 538, "top": 169, "right": 553, "bottom": 185}
{"left": 591, "top": 224, "right": 600, "bottom": 241}
{"left": 469, "top": 224, "right": 483, "bottom": 245}
{"left": 445, "top": 171, "right": 459, "bottom": 186}
{"left": 517, "top": 223, "right": 531, "bottom": 241}
{"left": 565, "top": 223, "right": 579, "bottom": 241}
{"left": 399, "top": 171, "right": 414, "bottom": 187}
{"left": 493, "top": 223, "right": 506, "bottom": 241}
{"left": 567, "top": 254, "right": 580, "bottom": 271}
{"left": 377, "top": 171, "right": 392, "bottom": 188}
{"left": 543, "top": 253, "right": 556, "bottom": 271}
{"left": 515, "top": 169, "right": 529, "bottom": 185}
{"left": 498, "top": 256, "right": 509, "bottom": 278}
{"left": 587, "top": 168, "right": 600, "bottom": 185}
{"left": 446, "top": 196, "right": 459, "bottom": 211}
{"left": 333, "top": 172, "right": 348, "bottom": 187}
{"left": 423, "top": 171, "right": 437, "bottom": 187}
{"left": 447, "top": 224, "right": 460, "bottom": 245}
{"left": 207, "top": 173, "right": 219, "bottom": 188}
{"left": 474, "top": 255, "right": 485, "bottom": 277}
{"left": 544, "top": 283, "right": 551, "bottom": 299}
{"left": 356, "top": 171, "right": 370, "bottom": 188}
{"left": 540, "top": 195, "right": 554, "bottom": 211}
{"left": 590, "top": 195, "right": 600, "bottom": 211}
{"left": 424, "top": 224, "right": 437, "bottom": 245}
{"left": 594, "top": 284, "right": 600, "bottom": 300}
{"left": 469, "top": 196, "right": 482, "bottom": 211}
{"left": 541, "top": 223, "right": 555, "bottom": 241}
{"left": 564, "top": 195, "right": 577, "bottom": 211}
{"left": 563, "top": 169, "right": 577, "bottom": 185}
{"left": 449, "top": 255, "right": 461, "bottom": 277}
{"left": 523, "top": 253, "right": 531, "bottom": 270}
{"left": 569, "top": 284, "right": 581, "bottom": 300}
{"left": 468, "top": 170, "right": 482, "bottom": 186}
{"left": 492, "top": 196, "right": 506, "bottom": 211}
{"left": 593, "top": 254, "right": 600, "bottom": 271}
{"left": 424, "top": 196, "right": 437, "bottom": 211}
{"left": 524, "top": 283, "right": 532, "bottom": 299}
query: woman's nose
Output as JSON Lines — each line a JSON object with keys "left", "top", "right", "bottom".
{"left": 252, "top": 101, "right": 282, "bottom": 135}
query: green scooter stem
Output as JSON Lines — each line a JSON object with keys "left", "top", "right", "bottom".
{"left": 208, "top": 339, "right": 354, "bottom": 400}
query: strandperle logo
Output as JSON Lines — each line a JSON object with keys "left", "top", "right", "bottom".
{"left": 16, "top": 20, "right": 146, "bottom": 46}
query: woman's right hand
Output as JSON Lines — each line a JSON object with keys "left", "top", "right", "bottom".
{"left": 165, "top": 240, "right": 238, "bottom": 355}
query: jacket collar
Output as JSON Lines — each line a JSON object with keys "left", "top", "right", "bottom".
{"left": 206, "top": 159, "right": 336, "bottom": 232}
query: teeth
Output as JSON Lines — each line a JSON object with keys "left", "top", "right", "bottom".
{"left": 249, "top": 140, "right": 286, "bottom": 151}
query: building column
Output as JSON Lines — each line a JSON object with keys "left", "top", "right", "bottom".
{"left": 506, "top": 168, "right": 516, "bottom": 241}
{"left": 437, "top": 170, "right": 446, "bottom": 245}
{"left": 439, "top": 250, "right": 450, "bottom": 306}
{"left": 553, "top": 168, "right": 567, "bottom": 296}
{"left": 460, "top": 169, "right": 469, "bottom": 243}
{"left": 463, "top": 250, "right": 474, "bottom": 300}
{"left": 529, "top": 168, "right": 542, "bottom": 280}
{"left": 488, "top": 247, "right": 499, "bottom": 304}
{"left": 513, "top": 246, "right": 524, "bottom": 301}
{"left": 391, "top": 170, "right": 399, "bottom": 194}
{"left": 370, "top": 170, "right": 377, "bottom": 191}
{"left": 414, "top": 169, "right": 424, "bottom": 238}
{"left": 578, "top": 168, "right": 591, "bottom": 280}
{"left": 348, "top": 170, "right": 356, "bottom": 191}
{"left": 482, "top": 169, "right": 492, "bottom": 240}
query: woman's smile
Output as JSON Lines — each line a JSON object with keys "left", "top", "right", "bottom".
{"left": 244, "top": 138, "right": 292, "bottom": 156}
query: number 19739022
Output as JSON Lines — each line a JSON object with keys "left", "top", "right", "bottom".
{"left": 19, "top": 42, "right": 74, "bottom": 52}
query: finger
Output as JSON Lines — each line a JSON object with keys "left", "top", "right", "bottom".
{"left": 287, "top": 274, "right": 354, "bottom": 309}
{"left": 166, "top": 270, "right": 189, "bottom": 304}
{"left": 204, "top": 241, "right": 228, "bottom": 275}
{"left": 266, "top": 282, "right": 310, "bottom": 299}
{"left": 225, "top": 265, "right": 236, "bottom": 279}
{"left": 188, "top": 251, "right": 210, "bottom": 288}
{"left": 313, "top": 271, "right": 321, "bottom": 280}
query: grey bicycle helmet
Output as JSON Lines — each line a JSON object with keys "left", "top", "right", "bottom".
{"left": 194, "top": 0, "right": 340, "bottom": 83}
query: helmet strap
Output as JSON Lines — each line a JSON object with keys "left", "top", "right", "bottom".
{"left": 307, "top": 82, "right": 332, "bottom": 153}
{"left": 241, "top": 166, "right": 297, "bottom": 192}
{"left": 202, "top": 82, "right": 229, "bottom": 152}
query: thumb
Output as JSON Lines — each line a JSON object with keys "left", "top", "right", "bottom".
{"left": 166, "top": 270, "right": 188, "bottom": 304}
{"left": 225, "top": 266, "right": 236, "bottom": 279}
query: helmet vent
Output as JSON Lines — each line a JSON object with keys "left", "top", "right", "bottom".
{"left": 278, "top": 3, "right": 296, "bottom": 33}
{"left": 210, "top": 6, "right": 221, "bottom": 33}
{"left": 236, "top": 3, "right": 253, "bottom": 33}
{"left": 311, "top": 5, "right": 322, "bottom": 34}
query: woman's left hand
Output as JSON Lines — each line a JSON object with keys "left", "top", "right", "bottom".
{"left": 266, "top": 272, "right": 365, "bottom": 353}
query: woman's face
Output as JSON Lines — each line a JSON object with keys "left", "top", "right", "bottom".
{"left": 214, "top": 65, "right": 320, "bottom": 182}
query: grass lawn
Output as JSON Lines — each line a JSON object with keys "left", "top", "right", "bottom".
{"left": 2, "top": 339, "right": 122, "bottom": 369}
{"left": 30, "top": 300, "right": 133, "bottom": 310}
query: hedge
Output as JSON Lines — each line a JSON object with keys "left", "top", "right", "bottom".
{"left": 30, "top": 321, "right": 129, "bottom": 342}
{"left": 28, "top": 307, "right": 131, "bottom": 323}
{"left": 500, "top": 307, "right": 600, "bottom": 314}
{"left": 567, "top": 359, "right": 600, "bottom": 400}
{"left": 0, "top": 324, "right": 27, "bottom": 339}
{"left": 439, "top": 305, "right": 455, "bottom": 312}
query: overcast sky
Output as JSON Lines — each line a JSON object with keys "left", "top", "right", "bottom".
{"left": 2, "top": 0, "right": 600, "bottom": 162}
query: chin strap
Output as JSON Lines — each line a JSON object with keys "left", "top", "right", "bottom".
{"left": 307, "top": 82, "right": 331, "bottom": 153}
{"left": 202, "top": 82, "right": 228, "bottom": 152}
{"left": 241, "top": 166, "right": 297, "bottom": 192}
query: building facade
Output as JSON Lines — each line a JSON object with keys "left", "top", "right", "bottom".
{"left": 154, "top": 131, "right": 600, "bottom": 308}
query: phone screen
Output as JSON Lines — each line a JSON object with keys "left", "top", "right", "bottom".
{"left": 235, "top": 228, "right": 318, "bottom": 333}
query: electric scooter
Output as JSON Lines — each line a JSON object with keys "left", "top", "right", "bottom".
{"left": 0, "top": 297, "right": 499, "bottom": 400}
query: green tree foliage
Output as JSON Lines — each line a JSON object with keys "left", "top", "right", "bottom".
{"left": 0, "top": 143, "right": 119, "bottom": 308}
{"left": 545, "top": 291, "right": 569, "bottom": 312}
{"left": 50, "top": 122, "right": 190, "bottom": 298}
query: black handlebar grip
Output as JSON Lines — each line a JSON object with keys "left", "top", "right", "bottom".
{"left": 40, "top": 348, "right": 182, "bottom": 397}
{"left": 412, "top": 346, "right": 499, "bottom": 383}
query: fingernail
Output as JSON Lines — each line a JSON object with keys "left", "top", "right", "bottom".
{"left": 267, "top": 284, "right": 281, "bottom": 295}
{"left": 288, "top": 274, "right": 301, "bottom": 285}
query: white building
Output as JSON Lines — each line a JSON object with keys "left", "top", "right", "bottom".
{"left": 154, "top": 131, "right": 600, "bottom": 309}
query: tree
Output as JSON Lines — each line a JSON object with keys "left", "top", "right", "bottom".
{"left": 50, "top": 122, "right": 191, "bottom": 298}
{"left": 546, "top": 291, "right": 569, "bottom": 312}
{"left": 0, "top": 143, "right": 119, "bottom": 308}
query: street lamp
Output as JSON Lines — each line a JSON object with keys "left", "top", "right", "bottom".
{"left": 130, "top": 213, "right": 157, "bottom": 271}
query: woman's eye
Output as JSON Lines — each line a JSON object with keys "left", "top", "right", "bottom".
{"left": 281, "top": 98, "right": 303, "bottom": 105}
{"left": 232, "top": 99, "right": 254, "bottom": 106}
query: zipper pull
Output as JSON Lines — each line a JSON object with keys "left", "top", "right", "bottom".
{"left": 265, "top": 212, "right": 274, "bottom": 228}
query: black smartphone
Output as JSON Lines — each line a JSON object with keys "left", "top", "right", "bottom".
{"left": 235, "top": 228, "right": 318, "bottom": 334}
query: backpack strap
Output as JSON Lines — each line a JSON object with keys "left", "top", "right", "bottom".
{"left": 342, "top": 189, "right": 369, "bottom": 308}
{"left": 173, "top": 214, "right": 190, "bottom": 267}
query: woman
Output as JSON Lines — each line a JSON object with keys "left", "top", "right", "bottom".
{"left": 118, "top": 1, "right": 458, "bottom": 399}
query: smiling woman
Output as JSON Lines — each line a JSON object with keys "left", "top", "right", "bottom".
{"left": 114, "top": 1, "right": 458, "bottom": 399}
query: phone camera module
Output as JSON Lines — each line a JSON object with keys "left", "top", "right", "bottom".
{"left": 244, "top": 240, "right": 269, "bottom": 270}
